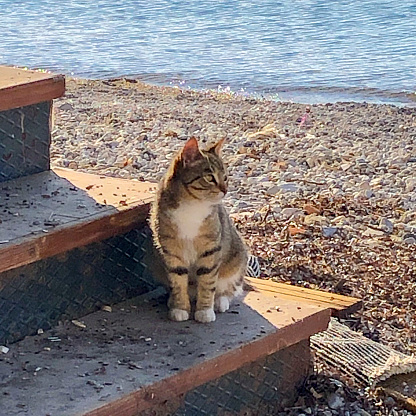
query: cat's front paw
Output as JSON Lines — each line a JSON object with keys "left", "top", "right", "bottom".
{"left": 194, "top": 308, "right": 216, "bottom": 323}
{"left": 169, "top": 308, "right": 190, "bottom": 322}
{"left": 215, "top": 296, "right": 230, "bottom": 313}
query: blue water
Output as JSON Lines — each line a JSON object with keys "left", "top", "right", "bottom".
{"left": 1, "top": 0, "right": 416, "bottom": 104}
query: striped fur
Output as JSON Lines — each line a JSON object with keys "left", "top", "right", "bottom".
{"left": 150, "top": 137, "right": 248, "bottom": 323}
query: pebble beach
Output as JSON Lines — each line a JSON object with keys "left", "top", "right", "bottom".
{"left": 52, "top": 78, "right": 416, "bottom": 415}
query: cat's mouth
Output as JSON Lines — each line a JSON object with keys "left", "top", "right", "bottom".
{"left": 210, "top": 191, "right": 225, "bottom": 202}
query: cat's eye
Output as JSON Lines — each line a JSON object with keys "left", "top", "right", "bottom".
{"left": 205, "top": 174, "right": 217, "bottom": 184}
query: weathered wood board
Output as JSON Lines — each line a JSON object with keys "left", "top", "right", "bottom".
{"left": 0, "top": 65, "right": 65, "bottom": 111}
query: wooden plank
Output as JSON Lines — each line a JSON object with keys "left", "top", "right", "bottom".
{"left": 0, "top": 169, "right": 156, "bottom": 275}
{"left": 0, "top": 66, "right": 65, "bottom": 111}
{"left": 246, "top": 277, "right": 357, "bottom": 307}
{"left": 246, "top": 276, "right": 362, "bottom": 317}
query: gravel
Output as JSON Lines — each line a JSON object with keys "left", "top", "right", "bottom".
{"left": 51, "top": 78, "right": 416, "bottom": 415}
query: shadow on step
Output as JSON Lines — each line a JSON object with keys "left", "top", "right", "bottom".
{"left": 0, "top": 226, "right": 158, "bottom": 345}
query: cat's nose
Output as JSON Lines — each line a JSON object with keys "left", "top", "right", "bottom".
{"left": 219, "top": 183, "right": 227, "bottom": 195}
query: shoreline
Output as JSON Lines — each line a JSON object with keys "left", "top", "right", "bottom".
{"left": 74, "top": 74, "right": 416, "bottom": 107}
{"left": 51, "top": 77, "right": 416, "bottom": 412}
{"left": 13, "top": 63, "right": 416, "bottom": 106}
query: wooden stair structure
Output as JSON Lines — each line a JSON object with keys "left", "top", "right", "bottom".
{"left": 0, "top": 167, "right": 154, "bottom": 274}
{"left": 0, "top": 67, "right": 362, "bottom": 415}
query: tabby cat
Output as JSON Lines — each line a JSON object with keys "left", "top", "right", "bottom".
{"left": 150, "top": 137, "right": 248, "bottom": 323}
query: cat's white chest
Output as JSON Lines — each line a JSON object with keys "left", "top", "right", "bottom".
{"left": 170, "top": 201, "right": 213, "bottom": 241}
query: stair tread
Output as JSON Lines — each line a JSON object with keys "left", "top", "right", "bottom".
{"left": 0, "top": 65, "right": 65, "bottom": 111}
{"left": 0, "top": 287, "right": 331, "bottom": 416}
{"left": 246, "top": 276, "right": 362, "bottom": 317}
{"left": 0, "top": 168, "right": 155, "bottom": 273}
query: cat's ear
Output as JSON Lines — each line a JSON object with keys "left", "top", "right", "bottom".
{"left": 181, "top": 137, "right": 203, "bottom": 166}
{"left": 207, "top": 138, "right": 225, "bottom": 156}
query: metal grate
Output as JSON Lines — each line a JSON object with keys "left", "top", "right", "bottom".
{"left": 173, "top": 339, "right": 311, "bottom": 415}
{"left": 0, "top": 101, "right": 51, "bottom": 182}
{"left": 0, "top": 227, "right": 159, "bottom": 345}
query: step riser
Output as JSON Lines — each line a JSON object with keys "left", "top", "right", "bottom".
{"left": 121, "top": 340, "right": 311, "bottom": 416}
{"left": 0, "top": 226, "right": 157, "bottom": 345}
{"left": 0, "top": 101, "right": 51, "bottom": 182}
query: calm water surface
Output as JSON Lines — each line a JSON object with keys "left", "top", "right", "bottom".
{"left": 1, "top": 0, "right": 415, "bottom": 104}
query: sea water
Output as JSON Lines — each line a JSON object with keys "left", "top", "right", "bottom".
{"left": 1, "top": 0, "right": 415, "bottom": 105}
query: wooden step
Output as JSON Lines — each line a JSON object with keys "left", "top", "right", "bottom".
{"left": 246, "top": 276, "right": 362, "bottom": 318}
{"left": 0, "top": 168, "right": 155, "bottom": 274}
{"left": 0, "top": 285, "right": 334, "bottom": 416}
{"left": 0, "top": 65, "right": 65, "bottom": 111}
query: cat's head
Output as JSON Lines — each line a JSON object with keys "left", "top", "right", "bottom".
{"left": 171, "top": 137, "right": 228, "bottom": 203}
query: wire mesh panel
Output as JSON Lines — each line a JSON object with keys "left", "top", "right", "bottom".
{"left": 311, "top": 318, "right": 416, "bottom": 387}
{"left": 0, "top": 227, "right": 159, "bottom": 345}
{"left": 0, "top": 101, "right": 51, "bottom": 182}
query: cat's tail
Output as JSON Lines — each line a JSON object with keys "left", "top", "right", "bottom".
{"left": 247, "top": 254, "right": 261, "bottom": 278}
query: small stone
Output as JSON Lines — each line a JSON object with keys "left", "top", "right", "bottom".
{"left": 359, "top": 181, "right": 371, "bottom": 190}
{"left": 356, "top": 157, "right": 368, "bottom": 165}
{"left": 114, "top": 158, "right": 127, "bottom": 168}
{"left": 0, "top": 346, "right": 9, "bottom": 354}
{"left": 238, "top": 146, "right": 248, "bottom": 154}
{"left": 362, "top": 227, "right": 384, "bottom": 237}
{"left": 403, "top": 236, "right": 416, "bottom": 245}
{"left": 384, "top": 396, "right": 396, "bottom": 407}
{"left": 71, "top": 320, "right": 87, "bottom": 329}
{"left": 266, "top": 185, "right": 280, "bottom": 195}
{"left": 278, "top": 182, "right": 299, "bottom": 192}
{"left": 304, "top": 204, "right": 320, "bottom": 215}
{"left": 379, "top": 218, "right": 394, "bottom": 234}
{"left": 340, "top": 163, "right": 352, "bottom": 171}
{"left": 288, "top": 226, "right": 306, "bottom": 236}
{"left": 281, "top": 208, "right": 303, "bottom": 220}
{"left": 327, "top": 392, "right": 345, "bottom": 410}
{"left": 59, "top": 103, "right": 74, "bottom": 111}
{"left": 405, "top": 178, "right": 416, "bottom": 192}
{"left": 364, "top": 189, "right": 374, "bottom": 198}
{"left": 236, "top": 201, "right": 249, "bottom": 209}
{"left": 304, "top": 214, "right": 328, "bottom": 225}
{"left": 68, "top": 161, "right": 78, "bottom": 169}
{"left": 322, "top": 227, "right": 338, "bottom": 237}
{"left": 101, "top": 305, "right": 112, "bottom": 313}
